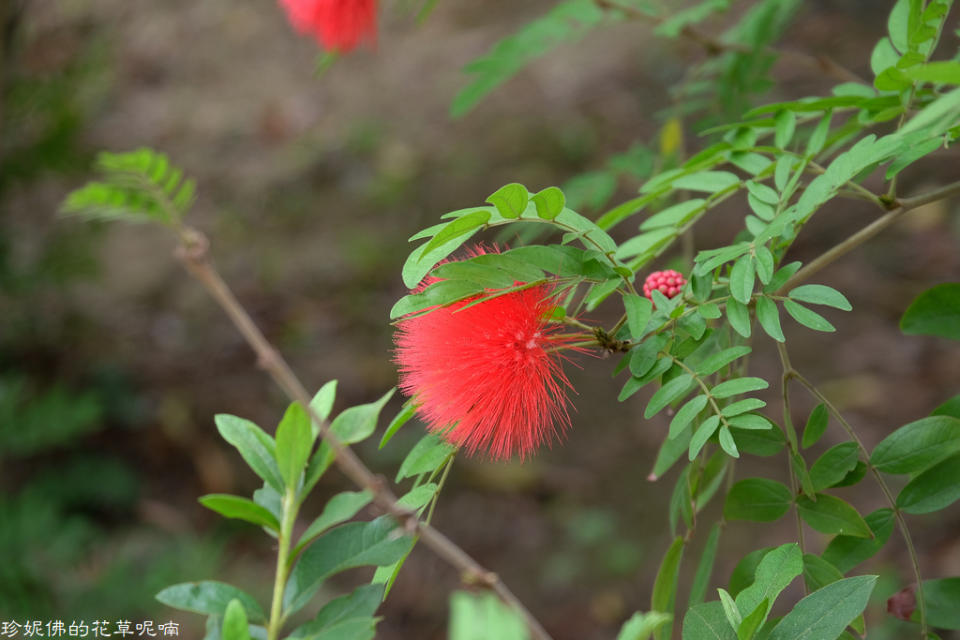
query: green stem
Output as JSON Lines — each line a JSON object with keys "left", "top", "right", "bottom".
{"left": 267, "top": 488, "right": 299, "bottom": 640}
{"left": 776, "top": 344, "right": 807, "bottom": 585}
{"left": 788, "top": 369, "right": 927, "bottom": 637}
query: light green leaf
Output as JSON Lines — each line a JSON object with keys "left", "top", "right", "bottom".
{"left": 311, "top": 380, "right": 338, "bottom": 426}
{"left": 449, "top": 591, "right": 529, "bottom": 640}
{"left": 641, "top": 199, "right": 707, "bottom": 231}
{"left": 710, "top": 378, "right": 769, "bottom": 400}
{"left": 774, "top": 110, "right": 797, "bottom": 149}
{"left": 802, "top": 404, "right": 829, "bottom": 449}
{"left": 625, "top": 294, "right": 654, "bottom": 339}
{"left": 682, "top": 601, "right": 737, "bottom": 640}
{"left": 735, "top": 543, "right": 802, "bottom": 620}
{"left": 222, "top": 599, "right": 251, "bottom": 640}
{"left": 726, "top": 297, "right": 752, "bottom": 338}
{"left": 724, "top": 479, "right": 792, "bottom": 522}
{"left": 671, "top": 395, "right": 709, "bottom": 440}
{"left": 418, "top": 210, "right": 491, "bottom": 262}
{"left": 754, "top": 246, "right": 774, "bottom": 284}
{"left": 783, "top": 300, "right": 835, "bottom": 332}
{"left": 717, "top": 426, "right": 740, "bottom": 458}
{"left": 379, "top": 400, "right": 418, "bottom": 449}
{"left": 720, "top": 399, "right": 766, "bottom": 418}
{"left": 215, "top": 415, "right": 283, "bottom": 492}
{"left": 531, "top": 186, "right": 565, "bottom": 220}
{"left": 755, "top": 296, "right": 785, "bottom": 342}
{"left": 726, "top": 413, "right": 772, "bottom": 430}
{"left": 646, "top": 375, "right": 695, "bottom": 419}
{"left": 674, "top": 171, "right": 741, "bottom": 193}
{"left": 198, "top": 494, "right": 280, "bottom": 532}
{"left": 617, "top": 611, "right": 672, "bottom": 640}
{"left": 294, "top": 491, "right": 373, "bottom": 555}
{"left": 718, "top": 588, "right": 742, "bottom": 629}
{"left": 900, "top": 283, "right": 960, "bottom": 341}
{"left": 276, "top": 402, "right": 314, "bottom": 490}
{"left": 156, "top": 581, "right": 266, "bottom": 623}
{"left": 689, "top": 523, "right": 722, "bottom": 609}
{"left": 651, "top": 536, "right": 685, "bottom": 640}
{"left": 822, "top": 509, "right": 895, "bottom": 573}
{"left": 767, "top": 576, "right": 877, "bottom": 640}
{"left": 904, "top": 61, "right": 960, "bottom": 84}
{"left": 802, "top": 554, "right": 844, "bottom": 593}
{"left": 810, "top": 442, "right": 859, "bottom": 492}
{"left": 486, "top": 183, "right": 529, "bottom": 219}
{"left": 689, "top": 415, "right": 722, "bottom": 461}
{"left": 396, "top": 433, "right": 456, "bottom": 482}
{"left": 797, "top": 494, "right": 872, "bottom": 537}
{"left": 729, "top": 257, "right": 756, "bottom": 305}
{"left": 897, "top": 453, "right": 960, "bottom": 513}
{"left": 788, "top": 285, "right": 852, "bottom": 311}
{"left": 695, "top": 346, "right": 752, "bottom": 377}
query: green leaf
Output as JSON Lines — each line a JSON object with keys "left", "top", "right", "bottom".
{"left": 871, "top": 415, "right": 960, "bottom": 474}
{"left": 287, "top": 584, "right": 385, "bottom": 640}
{"left": 737, "top": 600, "right": 768, "bottom": 640}
{"left": 721, "top": 399, "right": 767, "bottom": 418}
{"left": 651, "top": 536, "right": 685, "bottom": 640}
{"left": 674, "top": 171, "right": 741, "bottom": 193}
{"left": 754, "top": 246, "right": 774, "bottom": 284}
{"left": 767, "top": 576, "right": 877, "bottom": 640}
{"left": 449, "top": 591, "right": 529, "bottom": 640}
{"left": 797, "top": 494, "right": 872, "bottom": 537}
{"left": 900, "top": 283, "right": 960, "bottom": 341}
{"left": 802, "top": 404, "right": 829, "bottom": 449}
{"left": 735, "top": 543, "right": 802, "bottom": 620}
{"left": 329, "top": 388, "right": 395, "bottom": 445}
{"left": 689, "top": 523, "right": 722, "bottom": 609}
{"left": 764, "top": 261, "right": 802, "bottom": 294}
{"left": 917, "top": 578, "right": 960, "bottom": 630}
{"left": 905, "top": 61, "right": 960, "bottom": 84}
{"left": 396, "top": 433, "right": 456, "bottom": 482}
{"left": 311, "top": 380, "right": 338, "bottom": 426}
{"left": 531, "top": 186, "right": 566, "bottom": 220}
{"left": 806, "top": 110, "right": 832, "bottom": 156}
{"left": 646, "top": 375, "right": 695, "bottom": 419}
{"left": 810, "top": 442, "right": 860, "bottom": 492}
{"left": 671, "top": 395, "right": 709, "bottom": 440}
{"left": 689, "top": 415, "right": 722, "bottom": 461}
{"left": 710, "top": 378, "right": 769, "bottom": 400}
{"left": 215, "top": 415, "right": 283, "bottom": 492}
{"left": 486, "top": 183, "right": 529, "bottom": 219}
{"left": 726, "top": 297, "right": 752, "bottom": 338}
{"left": 718, "top": 588, "right": 742, "bottom": 629}
{"left": 198, "top": 494, "right": 281, "bottom": 531}
{"left": 156, "top": 581, "right": 266, "bottom": 623}
{"left": 802, "top": 554, "right": 844, "bottom": 593}
{"left": 682, "top": 601, "right": 737, "bottom": 640}
{"left": 933, "top": 393, "right": 960, "bottom": 419}
{"left": 774, "top": 110, "right": 797, "bottom": 148}
{"left": 888, "top": 0, "right": 911, "bottom": 51}
{"left": 222, "top": 599, "right": 251, "bottom": 640}
{"left": 755, "top": 296, "right": 785, "bottom": 342}
{"left": 717, "top": 426, "right": 740, "bottom": 458}
{"left": 284, "top": 516, "right": 413, "bottom": 615}
{"left": 897, "top": 453, "right": 960, "bottom": 513}
{"left": 276, "top": 402, "right": 314, "bottom": 490}
{"left": 783, "top": 300, "right": 835, "bottom": 332}
{"left": 822, "top": 508, "right": 894, "bottom": 573}
{"left": 294, "top": 491, "right": 373, "bottom": 555}
{"left": 625, "top": 294, "right": 654, "bottom": 339}
{"left": 641, "top": 199, "right": 707, "bottom": 231}
{"left": 379, "top": 399, "right": 417, "bottom": 449}
{"left": 729, "top": 257, "right": 756, "bottom": 305}
{"left": 731, "top": 425, "right": 785, "bottom": 457}
{"left": 418, "top": 210, "right": 491, "bottom": 261}
{"left": 724, "top": 479, "right": 792, "bottom": 522}
{"left": 788, "top": 285, "right": 852, "bottom": 311}
{"left": 696, "top": 346, "right": 752, "bottom": 377}
{"left": 397, "top": 482, "right": 440, "bottom": 510}
{"left": 617, "top": 611, "right": 673, "bottom": 640}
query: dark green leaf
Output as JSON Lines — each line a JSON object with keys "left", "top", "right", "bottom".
{"left": 711, "top": 378, "right": 769, "bottom": 400}
{"left": 730, "top": 548, "right": 774, "bottom": 598}
{"left": 797, "top": 494, "right": 872, "bottom": 537}
{"left": 810, "top": 442, "right": 860, "bottom": 492}
{"left": 652, "top": 416, "right": 693, "bottom": 479}
{"left": 756, "top": 296, "right": 785, "bottom": 342}
{"left": 646, "top": 375, "right": 695, "bottom": 419}
{"left": 788, "top": 285, "right": 852, "bottom": 311}
{"left": 276, "top": 403, "right": 314, "bottom": 490}
{"left": 156, "top": 581, "right": 266, "bottom": 623}
{"left": 897, "top": 453, "right": 960, "bottom": 513}
{"left": 802, "top": 554, "right": 844, "bottom": 593}
{"left": 651, "top": 536, "right": 685, "bottom": 639}
{"left": 532, "top": 186, "right": 565, "bottom": 220}
{"left": 767, "top": 576, "right": 877, "bottom": 640}
{"left": 764, "top": 262, "right": 802, "bottom": 294}
{"left": 294, "top": 491, "right": 373, "bottom": 555}
{"left": 689, "top": 523, "right": 722, "bottom": 609}
{"left": 900, "top": 283, "right": 960, "bottom": 341}
{"left": 724, "top": 479, "right": 792, "bottom": 522}
{"left": 682, "top": 601, "right": 737, "bottom": 640}
{"left": 731, "top": 425, "right": 785, "bottom": 457}
{"left": 933, "top": 393, "right": 960, "bottom": 419}
{"left": 287, "top": 584, "right": 385, "bottom": 639}
{"left": 222, "top": 599, "right": 251, "bottom": 640}
{"left": 822, "top": 508, "right": 894, "bottom": 573}
{"left": 916, "top": 578, "right": 960, "bottom": 630}
{"left": 215, "top": 415, "right": 283, "bottom": 492}
{"left": 871, "top": 415, "right": 960, "bottom": 474}
{"left": 379, "top": 400, "right": 417, "bottom": 449}
{"left": 396, "top": 433, "right": 456, "bottom": 482}
{"left": 802, "top": 404, "right": 829, "bottom": 449}
{"left": 199, "top": 494, "right": 280, "bottom": 531}
{"left": 783, "top": 300, "right": 835, "bottom": 332}
{"left": 486, "top": 183, "right": 529, "bottom": 219}
{"left": 737, "top": 600, "right": 768, "bottom": 640}
{"left": 284, "top": 517, "right": 413, "bottom": 615}
{"left": 419, "top": 211, "right": 491, "bottom": 261}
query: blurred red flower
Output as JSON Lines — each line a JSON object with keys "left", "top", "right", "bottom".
{"left": 279, "top": 0, "right": 377, "bottom": 52}
{"left": 394, "top": 253, "right": 578, "bottom": 460}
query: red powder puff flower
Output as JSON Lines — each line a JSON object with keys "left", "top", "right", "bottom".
{"left": 278, "top": 0, "right": 377, "bottom": 52}
{"left": 394, "top": 253, "right": 579, "bottom": 460}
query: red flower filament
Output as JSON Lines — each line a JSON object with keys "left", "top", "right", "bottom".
{"left": 278, "top": 0, "right": 377, "bottom": 52}
{"left": 394, "top": 272, "right": 578, "bottom": 460}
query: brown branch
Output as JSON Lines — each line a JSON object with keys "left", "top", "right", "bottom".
{"left": 594, "top": 0, "right": 866, "bottom": 84}
{"left": 174, "top": 227, "right": 554, "bottom": 640}
{"left": 779, "top": 179, "right": 960, "bottom": 292}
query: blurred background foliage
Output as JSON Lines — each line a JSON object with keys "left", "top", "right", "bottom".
{"left": 1, "top": 0, "right": 959, "bottom": 638}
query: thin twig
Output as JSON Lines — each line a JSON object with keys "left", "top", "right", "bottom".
{"left": 788, "top": 367, "right": 927, "bottom": 636}
{"left": 174, "top": 227, "right": 554, "bottom": 640}
{"left": 779, "top": 179, "right": 960, "bottom": 292}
